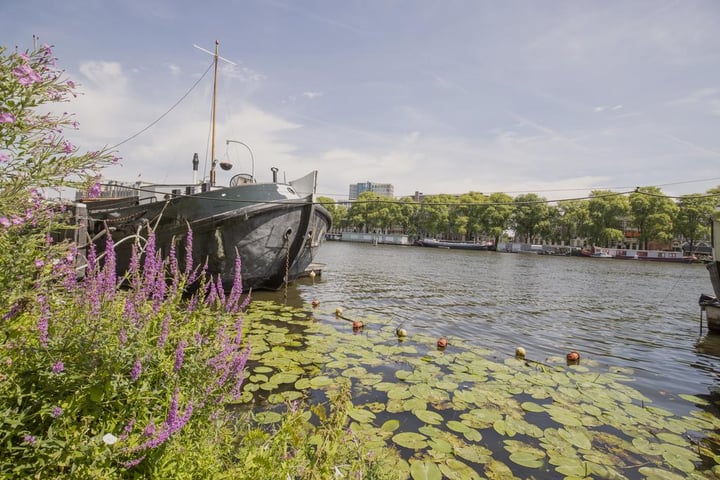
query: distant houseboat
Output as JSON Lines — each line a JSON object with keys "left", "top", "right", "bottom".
{"left": 582, "top": 246, "right": 696, "bottom": 263}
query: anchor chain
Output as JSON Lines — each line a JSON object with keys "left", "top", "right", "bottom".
{"left": 283, "top": 229, "right": 291, "bottom": 302}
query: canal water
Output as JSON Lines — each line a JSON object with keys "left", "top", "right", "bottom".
{"left": 270, "top": 241, "right": 720, "bottom": 412}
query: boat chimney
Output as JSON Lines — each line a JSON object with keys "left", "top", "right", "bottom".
{"left": 192, "top": 153, "right": 199, "bottom": 184}
{"left": 271, "top": 167, "right": 278, "bottom": 183}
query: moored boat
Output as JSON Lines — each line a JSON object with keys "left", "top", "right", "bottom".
{"left": 75, "top": 41, "right": 331, "bottom": 291}
{"left": 415, "top": 238, "right": 493, "bottom": 250}
{"left": 583, "top": 246, "right": 696, "bottom": 263}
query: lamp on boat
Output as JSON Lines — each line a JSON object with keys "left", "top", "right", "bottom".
{"left": 225, "top": 139, "right": 255, "bottom": 181}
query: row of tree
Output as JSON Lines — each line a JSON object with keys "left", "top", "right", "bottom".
{"left": 318, "top": 186, "right": 720, "bottom": 250}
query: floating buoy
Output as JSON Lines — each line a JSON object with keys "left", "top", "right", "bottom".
{"left": 437, "top": 337, "right": 448, "bottom": 349}
{"left": 396, "top": 328, "right": 408, "bottom": 338}
{"left": 515, "top": 346, "right": 526, "bottom": 359}
{"left": 352, "top": 320, "right": 364, "bottom": 330}
{"left": 335, "top": 307, "right": 343, "bottom": 316}
{"left": 311, "top": 299, "right": 320, "bottom": 307}
{"left": 309, "top": 270, "right": 316, "bottom": 279}
{"left": 566, "top": 351, "right": 580, "bottom": 363}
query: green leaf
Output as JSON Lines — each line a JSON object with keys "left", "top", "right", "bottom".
{"left": 409, "top": 460, "right": 442, "bottom": 480}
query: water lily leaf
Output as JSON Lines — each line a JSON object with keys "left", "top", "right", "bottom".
{"left": 308, "top": 375, "right": 333, "bottom": 388}
{"left": 294, "top": 378, "right": 311, "bottom": 390}
{"left": 446, "top": 420, "right": 471, "bottom": 434}
{"left": 388, "top": 386, "right": 413, "bottom": 400}
{"left": 255, "top": 411, "right": 282, "bottom": 424}
{"left": 661, "top": 451, "right": 695, "bottom": 473}
{"left": 557, "top": 427, "right": 592, "bottom": 450}
{"left": 509, "top": 451, "right": 545, "bottom": 469}
{"left": 253, "top": 366, "right": 273, "bottom": 374}
{"left": 428, "top": 438, "right": 453, "bottom": 454}
{"left": 521, "top": 401, "right": 545, "bottom": 413}
{"left": 269, "top": 372, "right": 299, "bottom": 384}
{"left": 348, "top": 407, "right": 376, "bottom": 423}
{"left": 637, "top": 467, "right": 686, "bottom": 480}
{"left": 392, "top": 432, "right": 429, "bottom": 450}
{"left": 656, "top": 432, "right": 690, "bottom": 447}
{"left": 483, "top": 459, "right": 515, "bottom": 480}
{"left": 678, "top": 394, "right": 709, "bottom": 406}
{"left": 413, "top": 409, "right": 444, "bottom": 425}
{"left": 409, "top": 459, "right": 442, "bottom": 480}
{"left": 439, "top": 459, "right": 482, "bottom": 480}
{"left": 380, "top": 419, "right": 400, "bottom": 432}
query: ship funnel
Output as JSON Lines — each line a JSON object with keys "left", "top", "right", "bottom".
{"left": 192, "top": 153, "right": 199, "bottom": 184}
{"left": 271, "top": 167, "right": 278, "bottom": 183}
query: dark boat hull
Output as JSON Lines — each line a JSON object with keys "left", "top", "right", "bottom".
{"left": 83, "top": 172, "right": 331, "bottom": 291}
{"left": 416, "top": 238, "right": 492, "bottom": 250}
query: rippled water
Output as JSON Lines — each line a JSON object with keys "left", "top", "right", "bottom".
{"left": 267, "top": 241, "right": 720, "bottom": 411}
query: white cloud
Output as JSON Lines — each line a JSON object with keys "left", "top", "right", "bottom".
{"left": 302, "top": 91, "right": 323, "bottom": 100}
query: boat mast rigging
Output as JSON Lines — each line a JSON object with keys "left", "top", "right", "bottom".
{"left": 192, "top": 41, "right": 237, "bottom": 187}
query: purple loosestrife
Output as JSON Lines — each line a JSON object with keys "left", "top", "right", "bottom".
{"left": 184, "top": 229, "right": 194, "bottom": 280}
{"left": 51, "top": 406, "right": 63, "bottom": 418}
{"left": 130, "top": 359, "right": 142, "bottom": 382}
{"left": 173, "top": 340, "right": 186, "bottom": 373}
{"left": 168, "top": 241, "right": 180, "bottom": 296}
{"left": 157, "top": 313, "right": 170, "bottom": 348}
{"left": 225, "top": 256, "right": 243, "bottom": 313}
{"left": 37, "top": 294, "right": 49, "bottom": 347}
{"left": 142, "top": 231, "right": 159, "bottom": 294}
{"left": 128, "top": 243, "right": 141, "bottom": 292}
{"left": 215, "top": 276, "right": 226, "bottom": 306}
{"left": 51, "top": 361, "right": 64, "bottom": 374}
{"left": 23, "top": 435, "right": 36, "bottom": 445}
{"left": 102, "top": 234, "right": 117, "bottom": 297}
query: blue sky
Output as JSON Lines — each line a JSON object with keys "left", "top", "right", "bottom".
{"left": 3, "top": 0, "right": 720, "bottom": 200}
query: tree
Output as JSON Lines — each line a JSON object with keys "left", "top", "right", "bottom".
{"left": 587, "top": 191, "right": 629, "bottom": 247}
{"left": 675, "top": 193, "right": 715, "bottom": 253}
{"left": 629, "top": 187, "right": 678, "bottom": 249}
{"left": 479, "top": 192, "right": 514, "bottom": 247}
{"left": 317, "top": 196, "right": 346, "bottom": 232}
{"left": 458, "top": 192, "right": 488, "bottom": 241}
{"left": 511, "top": 193, "right": 550, "bottom": 243}
{"left": 556, "top": 199, "right": 591, "bottom": 245}
{"left": 417, "top": 195, "right": 455, "bottom": 238}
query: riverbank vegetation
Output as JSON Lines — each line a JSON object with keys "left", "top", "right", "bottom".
{"left": 320, "top": 185, "right": 719, "bottom": 251}
{"left": 0, "top": 42, "right": 400, "bottom": 478}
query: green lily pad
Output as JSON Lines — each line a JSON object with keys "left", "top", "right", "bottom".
{"left": 413, "top": 409, "right": 444, "bottom": 425}
{"left": 409, "top": 459, "right": 442, "bottom": 480}
{"left": 393, "top": 432, "right": 429, "bottom": 450}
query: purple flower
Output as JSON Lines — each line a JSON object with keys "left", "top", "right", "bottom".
{"left": 13, "top": 64, "right": 42, "bottom": 85}
{"left": 174, "top": 340, "right": 186, "bottom": 373}
{"left": 62, "top": 140, "right": 74, "bottom": 154}
{"left": 51, "top": 361, "right": 64, "bottom": 374}
{"left": 130, "top": 359, "right": 142, "bottom": 382}
{"left": 0, "top": 112, "right": 15, "bottom": 123}
{"left": 0, "top": 153, "right": 9, "bottom": 163}
{"left": 37, "top": 295, "right": 49, "bottom": 347}
{"left": 122, "top": 456, "right": 146, "bottom": 469}
{"left": 157, "top": 313, "right": 170, "bottom": 348}
{"left": 0, "top": 217, "right": 10, "bottom": 227}
{"left": 143, "top": 422, "right": 156, "bottom": 437}
{"left": 51, "top": 406, "right": 63, "bottom": 418}
{"left": 86, "top": 181, "right": 102, "bottom": 199}
{"left": 35, "top": 259, "right": 44, "bottom": 268}
{"left": 23, "top": 435, "right": 36, "bottom": 445}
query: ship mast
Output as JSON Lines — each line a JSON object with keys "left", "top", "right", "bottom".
{"left": 210, "top": 40, "right": 219, "bottom": 187}
{"left": 193, "top": 41, "right": 236, "bottom": 187}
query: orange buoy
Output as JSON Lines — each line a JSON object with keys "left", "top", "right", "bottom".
{"left": 352, "top": 320, "right": 364, "bottom": 330}
{"left": 566, "top": 351, "right": 580, "bottom": 363}
{"left": 311, "top": 299, "right": 320, "bottom": 307}
{"left": 437, "top": 337, "right": 448, "bottom": 349}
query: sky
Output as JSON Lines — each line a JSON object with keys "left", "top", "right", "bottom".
{"left": 3, "top": 0, "right": 720, "bottom": 201}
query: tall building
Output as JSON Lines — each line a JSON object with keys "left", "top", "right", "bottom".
{"left": 348, "top": 181, "right": 394, "bottom": 200}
